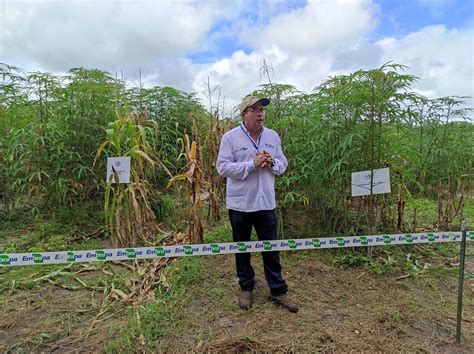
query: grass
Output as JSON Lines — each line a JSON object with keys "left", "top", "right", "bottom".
{"left": 0, "top": 207, "right": 106, "bottom": 292}
{"left": 404, "top": 195, "right": 474, "bottom": 230}
{"left": 107, "top": 223, "right": 238, "bottom": 351}
{"left": 313, "top": 196, "right": 474, "bottom": 276}
{"left": 0, "top": 202, "right": 104, "bottom": 252}
{"left": 329, "top": 241, "right": 473, "bottom": 277}
{"left": 107, "top": 256, "right": 207, "bottom": 351}
{"left": 203, "top": 223, "right": 232, "bottom": 243}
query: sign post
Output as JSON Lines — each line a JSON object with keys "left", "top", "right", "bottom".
{"left": 456, "top": 220, "right": 468, "bottom": 342}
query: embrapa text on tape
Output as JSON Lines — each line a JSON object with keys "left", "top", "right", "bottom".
{"left": 1, "top": 231, "right": 472, "bottom": 267}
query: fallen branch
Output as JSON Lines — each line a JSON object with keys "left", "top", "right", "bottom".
{"left": 66, "top": 228, "right": 105, "bottom": 244}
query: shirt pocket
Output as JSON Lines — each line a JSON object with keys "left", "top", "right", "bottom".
{"left": 227, "top": 179, "right": 247, "bottom": 197}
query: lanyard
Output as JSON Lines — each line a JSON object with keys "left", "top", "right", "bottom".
{"left": 240, "top": 123, "right": 263, "bottom": 151}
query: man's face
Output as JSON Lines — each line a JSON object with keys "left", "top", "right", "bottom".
{"left": 242, "top": 103, "right": 265, "bottom": 132}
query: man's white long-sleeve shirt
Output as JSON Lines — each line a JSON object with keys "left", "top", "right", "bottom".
{"left": 216, "top": 123, "right": 288, "bottom": 212}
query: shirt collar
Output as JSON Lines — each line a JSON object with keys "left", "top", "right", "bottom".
{"left": 240, "top": 122, "right": 264, "bottom": 138}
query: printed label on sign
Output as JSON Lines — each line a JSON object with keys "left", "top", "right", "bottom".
{"left": 155, "top": 247, "right": 165, "bottom": 257}
{"left": 263, "top": 241, "right": 272, "bottom": 250}
{"left": 427, "top": 233, "right": 435, "bottom": 242}
{"left": 288, "top": 240, "right": 297, "bottom": 249}
{"left": 405, "top": 234, "right": 413, "bottom": 243}
{"left": 184, "top": 245, "right": 193, "bottom": 255}
{"left": 336, "top": 237, "right": 345, "bottom": 247}
{"left": 106, "top": 157, "right": 131, "bottom": 184}
{"left": 469, "top": 232, "right": 474, "bottom": 240}
{"left": 312, "top": 239, "right": 321, "bottom": 248}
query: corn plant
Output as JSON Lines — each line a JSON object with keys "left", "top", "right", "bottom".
{"left": 94, "top": 111, "right": 162, "bottom": 247}
{"left": 167, "top": 118, "right": 210, "bottom": 243}
{"left": 201, "top": 78, "right": 228, "bottom": 222}
{"left": 127, "top": 86, "right": 205, "bottom": 180}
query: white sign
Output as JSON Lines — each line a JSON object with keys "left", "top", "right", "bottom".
{"left": 351, "top": 167, "right": 391, "bottom": 197}
{"left": 107, "top": 157, "right": 131, "bottom": 184}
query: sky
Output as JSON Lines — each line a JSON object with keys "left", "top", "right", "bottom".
{"left": 1, "top": 0, "right": 473, "bottom": 116}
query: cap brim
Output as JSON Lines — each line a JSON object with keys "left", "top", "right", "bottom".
{"left": 258, "top": 98, "right": 270, "bottom": 106}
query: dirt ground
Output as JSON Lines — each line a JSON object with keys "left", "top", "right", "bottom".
{"left": 1, "top": 247, "right": 473, "bottom": 352}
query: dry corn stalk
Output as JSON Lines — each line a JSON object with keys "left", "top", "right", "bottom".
{"left": 203, "top": 109, "right": 225, "bottom": 222}
{"left": 167, "top": 126, "right": 210, "bottom": 243}
{"left": 122, "top": 231, "right": 187, "bottom": 305}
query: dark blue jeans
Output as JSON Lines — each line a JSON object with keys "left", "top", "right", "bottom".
{"left": 228, "top": 209, "right": 288, "bottom": 296}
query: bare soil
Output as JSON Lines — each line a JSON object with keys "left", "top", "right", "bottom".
{"left": 0, "top": 281, "right": 128, "bottom": 352}
{"left": 1, "top": 248, "right": 473, "bottom": 352}
{"left": 168, "top": 250, "right": 474, "bottom": 353}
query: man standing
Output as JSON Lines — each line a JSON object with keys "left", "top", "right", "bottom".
{"left": 216, "top": 95, "right": 298, "bottom": 313}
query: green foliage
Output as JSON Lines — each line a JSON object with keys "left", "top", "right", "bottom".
{"left": 96, "top": 111, "right": 163, "bottom": 246}
{"left": 0, "top": 66, "right": 206, "bottom": 218}
{"left": 333, "top": 251, "right": 399, "bottom": 275}
{"left": 128, "top": 86, "right": 206, "bottom": 179}
{"left": 204, "top": 224, "right": 232, "bottom": 243}
{"left": 330, "top": 241, "right": 469, "bottom": 277}
{"left": 333, "top": 252, "right": 370, "bottom": 267}
{"left": 253, "top": 63, "right": 472, "bottom": 234}
{"left": 1, "top": 67, "right": 125, "bottom": 210}
{"left": 1, "top": 61, "right": 472, "bottom": 239}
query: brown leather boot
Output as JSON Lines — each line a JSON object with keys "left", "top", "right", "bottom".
{"left": 269, "top": 293, "right": 299, "bottom": 313}
{"left": 238, "top": 290, "right": 253, "bottom": 310}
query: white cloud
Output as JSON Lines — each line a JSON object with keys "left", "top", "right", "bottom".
{"left": 0, "top": 0, "right": 235, "bottom": 75}
{"left": 240, "top": 0, "right": 377, "bottom": 52}
{"left": 141, "top": 57, "right": 197, "bottom": 92}
{"left": 193, "top": 0, "right": 379, "bottom": 114}
{"left": 1, "top": 0, "right": 471, "bottom": 118}
{"left": 193, "top": 46, "right": 334, "bottom": 116}
{"left": 376, "top": 25, "right": 474, "bottom": 104}
{"left": 194, "top": 24, "right": 473, "bottom": 118}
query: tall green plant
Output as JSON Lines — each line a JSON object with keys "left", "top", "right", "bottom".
{"left": 94, "top": 112, "right": 162, "bottom": 246}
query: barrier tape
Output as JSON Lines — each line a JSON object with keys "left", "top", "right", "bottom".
{"left": 1, "top": 231, "right": 473, "bottom": 267}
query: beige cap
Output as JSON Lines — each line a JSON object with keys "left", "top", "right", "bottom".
{"left": 239, "top": 95, "right": 270, "bottom": 114}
